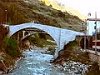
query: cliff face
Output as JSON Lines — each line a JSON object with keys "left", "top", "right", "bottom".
{"left": 0, "top": 0, "right": 84, "bottom": 31}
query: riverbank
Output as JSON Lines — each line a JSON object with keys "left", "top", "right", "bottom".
{"left": 0, "top": 46, "right": 50, "bottom": 74}
{"left": 52, "top": 41, "right": 100, "bottom": 75}
{"left": 3, "top": 47, "right": 91, "bottom": 75}
{"left": 0, "top": 52, "right": 23, "bottom": 75}
{"left": 1, "top": 41, "right": 100, "bottom": 75}
{"left": 0, "top": 44, "right": 90, "bottom": 75}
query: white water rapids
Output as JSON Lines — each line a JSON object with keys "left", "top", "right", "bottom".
{"left": 7, "top": 48, "right": 88, "bottom": 75}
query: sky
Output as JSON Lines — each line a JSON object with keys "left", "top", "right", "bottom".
{"left": 55, "top": 0, "right": 100, "bottom": 18}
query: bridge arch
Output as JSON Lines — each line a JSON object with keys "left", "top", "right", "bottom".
{"left": 9, "top": 23, "right": 60, "bottom": 48}
{"left": 8, "top": 22, "right": 84, "bottom": 58}
{"left": 9, "top": 22, "right": 84, "bottom": 52}
{"left": 20, "top": 28, "right": 56, "bottom": 43}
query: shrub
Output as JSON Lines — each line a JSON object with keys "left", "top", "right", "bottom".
{"left": 0, "top": 25, "right": 8, "bottom": 51}
{"left": 4, "top": 37, "right": 21, "bottom": 58}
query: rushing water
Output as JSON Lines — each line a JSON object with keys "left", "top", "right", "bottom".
{"left": 7, "top": 49, "right": 87, "bottom": 75}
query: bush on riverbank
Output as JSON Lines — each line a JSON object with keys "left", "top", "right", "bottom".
{"left": 4, "top": 37, "right": 21, "bottom": 58}
{"left": 0, "top": 25, "right": 21, "bottom": 73}
{"left": 0, "top": 25, "right": 14, "bottom": 72}
{"left": 0, "top": 25, "right": 21, "bottom": 58}
{"left": 0, "top": 25, "right": 8, "bottom": 51}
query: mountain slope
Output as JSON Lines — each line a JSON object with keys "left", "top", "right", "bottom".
{"left": 0, "top": 0, "right": 84, "bottom": 31}
{"left": 41, "top": 0, "right": 86, "bottom": 20}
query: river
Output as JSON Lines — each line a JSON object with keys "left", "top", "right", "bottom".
{"left": 7, "top": 48, "right": 88, "bottom": 75}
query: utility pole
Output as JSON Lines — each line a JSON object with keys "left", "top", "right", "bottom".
{"left": 94, "top": 12, "right": 97, "bottom": 54}
{"left": 59, "top": 25, "right": 61, "bottom": 50}
{"left": 54, "top": 25, "right": 61, "bottom": 59}
{"left": 83, "top": 20, "right": 87, "bottom": 51}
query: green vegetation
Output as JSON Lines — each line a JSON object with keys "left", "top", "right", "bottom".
{"left": 28, "top": 33, "right": 56, "bottom": 48}
{"left": 0, "top": 25, "right": 21, "bottom": 58}
{"left": 0, "top": 25, "right": 8, "bottom": 50}
{"left": 0, "top": 25, "right": 21, "bottom": 72}
{"left": 4, "top": 37, "right": 21, "bottom": 58}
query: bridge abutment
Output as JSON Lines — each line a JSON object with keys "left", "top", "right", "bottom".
{"left": 54, "top": 47, "right": 59, "bottom": 59}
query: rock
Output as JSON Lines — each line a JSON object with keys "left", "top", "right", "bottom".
{"left": 55, "top": 60, "right": 89, "bottom": 74}
{"left": 0, "top": 71, "right": 3, "bottom": 75}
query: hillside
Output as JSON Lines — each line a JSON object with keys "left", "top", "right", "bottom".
{"left": 41, "top": 0, "right": 86, "bottom": 20}
{"left": 0, "top": 0, "right": 84, "bottom": 31}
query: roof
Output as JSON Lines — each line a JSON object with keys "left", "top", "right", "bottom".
{"left": 87, "top": 18, "right": 100, "bottom": 21}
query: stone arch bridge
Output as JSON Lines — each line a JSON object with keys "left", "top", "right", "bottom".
{"left": 8, "top": 22, "right": 83, "bottom": 58}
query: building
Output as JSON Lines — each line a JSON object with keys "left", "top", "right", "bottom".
{"left": 76, "top": 19, "right": 100, "bottom": 51}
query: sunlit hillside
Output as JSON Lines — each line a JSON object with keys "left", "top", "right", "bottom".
{"left": 40, "top": 0, "right": 86, "bottom": 20}
{"left": 40, "top": 0, "right": 66, "bottom": 11}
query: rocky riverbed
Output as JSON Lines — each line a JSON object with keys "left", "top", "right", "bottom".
{"left": 2, "top": 48, "right": 88, "bottom": 75}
